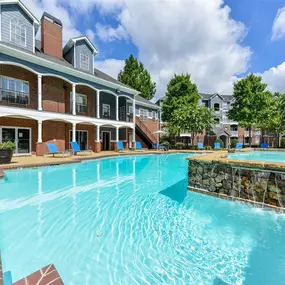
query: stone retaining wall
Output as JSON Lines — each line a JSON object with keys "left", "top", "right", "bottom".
{"left": 188, "top": 158, "right": 285, "bottom": 208}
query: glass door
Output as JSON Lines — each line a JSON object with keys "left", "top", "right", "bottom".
{"left": 70, "top": 130, "right": 88, "bottom": 150}
{"left": 17, "top": 128, "right": 30, "bottom": 154}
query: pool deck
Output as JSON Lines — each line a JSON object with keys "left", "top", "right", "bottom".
{"left": 0, "top": 149, "right": 212, "bottom": 171}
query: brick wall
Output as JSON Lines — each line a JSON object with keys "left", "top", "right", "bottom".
{"left": 0, "top": 65, "right": 38, "bottom": 110}
{"left": 76, "top": 86, "right": 96, "bottom": 117}
{"left": 138, "top": 117, "right": 159, "bottom": 139}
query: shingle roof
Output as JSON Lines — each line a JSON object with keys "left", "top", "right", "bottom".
{"left": 136, "top": 94, "right": 160, "bottom": 109}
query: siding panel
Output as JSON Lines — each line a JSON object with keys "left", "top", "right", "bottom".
{"left": 1, "top": 4, "right": 34, "bottom": 52}
{"left": 75, "top": 40, "right": 93, "bottom": 73}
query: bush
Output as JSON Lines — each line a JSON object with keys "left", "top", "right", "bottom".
{"left": 230, "top": 139, "right": 238, "bottom": 149}
{"left": 0, "top": 141, "right": 16, "bottom": 151}
{"left": 175, "top": 142, "right": 184, "bottom": 149}
{"left": 205, "top": 146, "right": 212, "bottom": 150}
{"left": 281, "top": 137, "right": 285, "bottom": 148}
{"left": 214, "top": 139, "right": 224, "bottom": 149}
{"left": 160, "top": 141, "right": 170, "bottom": 150}
{"left": 251, "top": 144, "right": 259, "bottom": 148}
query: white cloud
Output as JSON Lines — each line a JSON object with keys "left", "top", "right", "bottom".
{"left": 95, "top": 59, "right": 125, "bottom": 79}
{"left": 86, "top": 28, "right": 95, "bottom": 42}
{"left": 96, "top": 23, "right": 129, "bottom": 42}
{"left": 272, "top": 6, "right": 285, "bottom": 41}
{"left": 258, "top": 61, "right": 285, "bottom": 93}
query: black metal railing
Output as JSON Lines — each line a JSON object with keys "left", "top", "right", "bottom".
{"left": 75, "top": 103, "right": 88, "bottom": 114}
{"left": 0, "top": 89, "right": 30, "bottom": 107}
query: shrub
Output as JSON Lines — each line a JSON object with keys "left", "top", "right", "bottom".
{"left": 205, "top": 146, "right": 212, "bottom": 150}
{"left": 175, "top": 142, "right": 184, "bottom": 149}
{"left": 281, "top": 137, "right": 285, "bottom": 148}
{"left": 0, "top": 141, "right": 16, "bottom": 151}
{"left": 160, "top": 141, "right": 170, "bottom": 150}
{"left": 251, "top": 144, "right": 259, "bottom": 148}
{"left": 230, "top": 139, "right": 238, "bottom": 149}
{"left": 214, "top": 139, "right": 224, "bottom": 149}
{"left": 188, "top": 145, "right": 197, "bottom": 150}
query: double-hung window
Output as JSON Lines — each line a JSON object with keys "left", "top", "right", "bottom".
{"left": 1, "top": 76, "right": 29, "bottom": 104}
{"left": 10, "top": 19, "right": 26, "bottom": 47}
{"left": 102, "top": 104, "right": 111, "bottom": 118}
{"left": 80, "top": 52, "right": 89, "bottom": 70}
{"left": 139, "top": 109, "right": 148, "bottom": 121}
{"left": 70, "top": 93, "right": 87, "bottom": 113}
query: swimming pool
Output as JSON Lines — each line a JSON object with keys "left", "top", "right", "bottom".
{"left": 0, "top": 153, "right": 285, "bottom": 284}
{"left": 228, "top": 151, "right": 285, "bottom": 163}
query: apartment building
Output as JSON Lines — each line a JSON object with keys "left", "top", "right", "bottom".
{"left": 0, "top": 0, "right": 159, "bottom": 155}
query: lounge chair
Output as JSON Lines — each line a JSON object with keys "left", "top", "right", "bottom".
{"left": 45, "top": 143, "right": 72, "bottom": 158}
{"left": 214, "top": 142, "right": 221, "bottom": 150}
{"left": 135, "top": 141, "right": 147, "bottom": 151}
{"left": 197, "top": 142, "right": 204, "bottom": 149}
{"left": 236, "top": 143, "right": 243, "bottom": 149}
{"left": 116, "top": 141, "right": 125, "bottom": 152}
{"left": 153, "top": 143, "right": 159, "bottom": 150}
{"left": 261, "top": 143, "right": 269, "bottom": 149}
{"left": 70, "top": 142, "right": 92, "bottom": 155}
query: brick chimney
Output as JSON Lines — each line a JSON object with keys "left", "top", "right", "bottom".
{"left": 41, "top": 12, "right": 63, "bottom": 59}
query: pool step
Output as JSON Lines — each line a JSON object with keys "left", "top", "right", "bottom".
{"left": 12, "top": 264, "right": 63, "bottom": 285}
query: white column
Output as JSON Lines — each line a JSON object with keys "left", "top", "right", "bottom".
{"left": 38, "top": 75, "right": 42, "bottom": 111}
{"left": 96, "top": 125, "right": 100, "bottom": 142}
{"left": 37, "top": 120, "right": 42, "bottom": 143}
{"left": 116, "top": 126, "right": 119, "bottom": 142}
{"left": 72, "top": 84, "right": 76, "bottom": 115}
{"left": 132, "top": 127, "right": 136, "bottom": 149}
{"left": 116, "top": 96, "right": 119, "bottom": 121}
{"left": 72, "top": 123, "right": 76, "bottom": 142}
{"left": 96, "top": 90, "right": 100, "bottom": 118}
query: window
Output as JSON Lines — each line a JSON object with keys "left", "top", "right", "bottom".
{"left": 102, "top": 104, "right": 110, "bottom": 117}
{"left": 214, "top": 118, "right": 220, "bottom": 124}
{"left": 214, "top": 103, "right": 220, "bottom": 111}
{"left": 127, "top": 105, "right": 133, "bottom": 114}
{"left": 1, "top": 76, "right": 29, "bottom": 104}
{"left": 70, "top": 93, "right": 87, "bottom": 113}
{"left": 10, "top": 19, "right": 26, "bottom": 47}
{"left": 80, "top": 52, "right": 89, "bottom": 70}
{"left": 152, "top": 111, "right": 156, "bottom": 121}
{"left": 139, "top": 109, "right": 148, "bottom": 121}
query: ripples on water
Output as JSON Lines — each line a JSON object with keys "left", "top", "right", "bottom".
{"left": 0, "top": 153, "right": 285, "bottom": 284}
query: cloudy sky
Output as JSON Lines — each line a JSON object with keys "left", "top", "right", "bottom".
{"left": 22, "top": 0, "right": 285, "bottom": 100}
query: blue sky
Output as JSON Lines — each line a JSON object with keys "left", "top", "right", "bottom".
{"left": 24, "top": 0, "right": 285, "bottom": 98}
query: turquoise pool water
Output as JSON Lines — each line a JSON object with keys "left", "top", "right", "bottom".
{"left": 228, "top": 151, "right": 285, "bottom": 163}
{"left": 0, "top": 153, "right": 285, "bottom": 284}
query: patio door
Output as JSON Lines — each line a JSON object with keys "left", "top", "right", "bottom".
{"left": 102, "top": 132, "right": 111, "bottom": 151}
{"left": 1, "top": 127, "right": 31, "bottom": 155}
{"left": 70, "top": 130, "right": 88, "bottom": 150}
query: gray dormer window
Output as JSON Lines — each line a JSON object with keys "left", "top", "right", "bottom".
{"left": 10, "top": 19, "right": 26, "bottom": 47}
{"left": 80, "top": 52, "right": 89, "bottom": 70}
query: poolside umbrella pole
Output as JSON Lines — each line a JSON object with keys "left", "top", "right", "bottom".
{"left": 153, "top": 130, "right": 167, "bottom": 146}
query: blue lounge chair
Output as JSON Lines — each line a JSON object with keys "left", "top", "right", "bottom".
{"left": 135, "top": 141, "right": 147, "bottom": 151}
{"left": 214, "top": 142, "right": 221, "bottom": 150}
{"left": 70, "top": 142, "right": 92, "bottom": 155}
{"left": 197, "top": 142, "right": 204, "bottom": 149}
{"left": 261, "top": 143, "right": 269, "bottom": 149}
{"left": 153, "top": 143, "right": 159, "bottom": 150}
{"left": 236, "top": 143, "right": 243, "bottom": 149}
{"left": 45, "top": 143, "right": 72, "bottom": 158}
{"left": 116, "top": 141, "right": 125, "bottom": 152}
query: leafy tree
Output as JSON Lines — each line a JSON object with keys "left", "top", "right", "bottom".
{"left": 228, "top": 74, "right": 272, "bottom": 147}
{"left": 118, "top": 55, "right": 156, "bottom": 100}
{"left": 169, "top": 105, "right": 214, "bottom": 144}
{"left": 162, "top": 73, "right": 200, "bottom": 122}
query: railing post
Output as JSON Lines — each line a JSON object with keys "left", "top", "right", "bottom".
{"left": 96, "top": 90, "right": 100, "bottom": 118}
{"left": 38, "top": 75, "right": 42, "bottom": 111}
{"left": 72, "top": 84, "right": 76, "bottom": 115}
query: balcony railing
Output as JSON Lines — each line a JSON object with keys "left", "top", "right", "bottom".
{"left": 0, "top": 89, "right": 30, "bottom": 107}
{"left": 75, "top": 103, "right": 88, "bottom": 114}
{"left": 230, "top": 131, "right": 238, "bottom": 137}
{"left": 101, "top": 112, "right": 116, "bottom": 120}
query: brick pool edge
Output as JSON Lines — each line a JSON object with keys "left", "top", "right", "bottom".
{"left": 187, "top": 152, "right": 285, "bottom": 209}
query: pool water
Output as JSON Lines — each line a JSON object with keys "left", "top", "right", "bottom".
{"left": 228, "top": 151, "right": 285, "bottom": 163}
{"left": 1, "top": 153, "right": 285, "bottom": 285}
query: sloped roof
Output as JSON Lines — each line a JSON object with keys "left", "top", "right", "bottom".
{"left": 136, "top": 94, "right": 160, "bottom": 109}
{"left": 63, "top": 36, "right": 98, "bottom": 55}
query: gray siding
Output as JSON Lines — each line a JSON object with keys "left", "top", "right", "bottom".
{"left": 1, "top": 4, "right": 34, "bottom": 52}
{"left": 100, "top": 92, "right": 116, "bottom": 120}
{"left": 75, "top": 40, "right": 93, "bottom": 73}
{"left": 119, "top": 128, "right": 127, "bottom": 141}
{"left": 64, "top": 45, "right": 74, "bottom": 66}
{"left": 101, "top": 127, "right": 115, "bottom": 140}
{"left": 135, "top": 104, "right": 157, "bottom": 118}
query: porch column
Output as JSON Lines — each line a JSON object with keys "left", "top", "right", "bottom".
{"left": 37, "top": 120, "right": 42, "bottom": 143}
{"left": 72, "top": 123, "right": 76, "bottom": 142}
{"left": 132, "top": 127, "right": 136, "bottom": 149}
{"left": 95, "top": 125, "right": 101, "bottom": 153}
{"left": 72, "top": 84, "right": 76, "bottom": 115}
{"left": 96, "top": 90, "right": 100, "bottom": 118}
{"left": 38, "top": 75, "right": 42, "bottom": 111}
{"left": 116, "top": 126, "right": 119, "bottom": 142}
{"left": 116, "top": 96, "right": 119, "bottom": 121}
{"left": 96, "top": 126, "right": 100, "bottom": 142}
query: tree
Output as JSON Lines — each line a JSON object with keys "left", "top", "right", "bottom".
{"left": 162, "top": 73, "right": 200, "bottom": 122}
{"left": 169, "top": 104, "right": 214, "bottom": 144}
{"left": 118, "top": 55, "right": 156, "bottom": 100}
{"left": 228, "top": 74, "right": 272, "bottom": 147}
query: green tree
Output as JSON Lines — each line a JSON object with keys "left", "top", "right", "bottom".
{"left": 228, "top": 74, "right": 272, "bottom": 147}
{"left": 118, "top": 55, "right": 156, "bottom": 100}
{"left": 169, "top": 105, "right": 214, "bottom": 144}
{"left": 162, "top": 73, "right": 200, "bottom": 122}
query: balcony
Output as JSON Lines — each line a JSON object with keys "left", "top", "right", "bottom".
{"left": 230, "top": 131, "right": 238, "bottom": 137}
{"left": 75, "top": 103, "right": 88, "bottom": 114}
{"left": 0, "top": 89, "right": 30, "bottom": 108}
